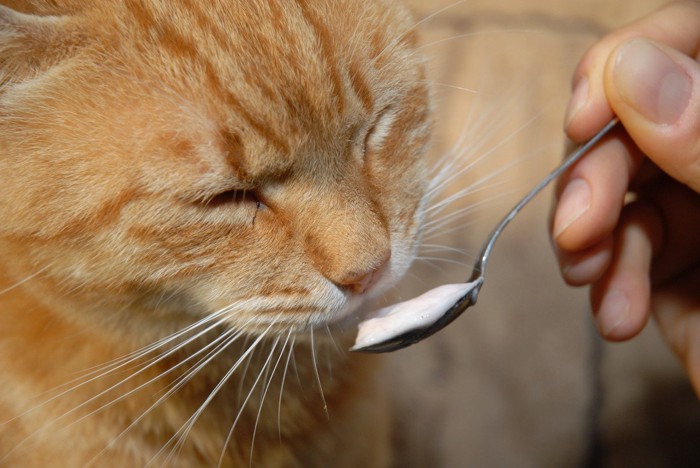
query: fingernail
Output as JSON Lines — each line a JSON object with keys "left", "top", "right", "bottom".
{"left": 565, "top": 76, "right": 589, "bottom": 129}
{"left": 596, "top": 290, "right": 630, "bottom": 335}
{"left": 562, "top": 248, "right": 611, "bottom": 285}
{"left": 553, "top": 178, "right": 591, "bottom": 238}
{"left": 614, "top": 38, "right": 692, "bottom": 125}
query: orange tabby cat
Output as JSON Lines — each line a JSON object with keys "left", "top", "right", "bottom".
{"left": 0, "top": 0, "right": 431, "bottom": 465}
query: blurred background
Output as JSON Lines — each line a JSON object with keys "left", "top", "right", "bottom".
{"left": 386, "top": 0, "right": 700, "bottom": 466}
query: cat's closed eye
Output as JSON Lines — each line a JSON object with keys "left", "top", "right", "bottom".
{"left": 201, "top": 189, "right": 262, "bottom": 209}
{"left": 354, "top": 106, "right": 399, "bottom": 163}
{"left": 364, "top": 106, "right": 398, "bottom": 157}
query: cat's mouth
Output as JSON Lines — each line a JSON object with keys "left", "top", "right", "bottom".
{"left": 327, "top": 245, "right": 417, "bottom": 332}
{"left": 232, "top": 281, "right": 391, "bottom": 339}
{"left": 199, "top": 242, "right": 416, "bottom": 337}
{"left": 325, "top": 274, "right": 401, "bottom": 334}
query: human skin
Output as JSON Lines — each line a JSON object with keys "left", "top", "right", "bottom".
{"left": 551, "top": 0, "right": 700, "bottom": 395}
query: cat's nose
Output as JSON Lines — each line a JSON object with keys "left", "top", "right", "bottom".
{"left": 338, "top": 252, "right": 390, "bottom": 295}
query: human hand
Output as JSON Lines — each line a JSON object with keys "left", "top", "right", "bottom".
{"left": 550, "top": 0, "right": 700, "bottom": 395}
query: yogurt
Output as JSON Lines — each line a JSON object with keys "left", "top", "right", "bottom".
{"left": 352, "top": 281, "right": 480, "bottom": 351}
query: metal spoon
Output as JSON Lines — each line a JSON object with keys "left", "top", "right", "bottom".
{"left": 352, "top": 118, "right": 619, "bottom": 353}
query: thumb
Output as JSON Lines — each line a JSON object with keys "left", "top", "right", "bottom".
{"left": 604, "top": 37, "right": 700, "bottom": 193}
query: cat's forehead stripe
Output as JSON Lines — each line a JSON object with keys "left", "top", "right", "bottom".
{"left": 123, "top": 0, "right": 292, "bottom": 155}
{"left": 118, "top": 0, "right": 416, "bottom": 156}
{"left": 218, "top": 127, "right": 295, "bottom": 183}
{"left": 176, "top": 0, "right": 232, "bottom": 50}
{"left": 348, "top": 61, "right": 375, "bottom": 115}
{"left": 204, "top": 65, "right": 291, "bottom": 156}
{"left": 295, "top": 0, "right": 347, "bottom": 117}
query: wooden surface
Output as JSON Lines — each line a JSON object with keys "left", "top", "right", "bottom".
{"left": 386, "top": 1, "right": 700, "bottom": 466}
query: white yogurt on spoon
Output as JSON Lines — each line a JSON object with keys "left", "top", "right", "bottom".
{"left": 351, "top": 280, "right": 481, "bottom": 351}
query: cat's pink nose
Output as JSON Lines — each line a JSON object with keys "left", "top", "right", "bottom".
{"left": 339, "top": 254, "right": 390, "bottom": 295}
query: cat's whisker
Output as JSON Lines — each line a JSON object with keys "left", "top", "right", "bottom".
{"left": 425, "top": 176, "right": 513, "bottom": 218}
{"left": 96, "top": 304, "right": 244, "bottom": 377}
{"left": 373, "top": 0, "right": 468, "bottom": 67}
{"left": 423, "top": 214, "right": 482, "bottom": 239}
{"left": 430, "top": 104, "right": 521, "bottom": 192}
{"left": 278, "top": 334, "right": 297, "bottom": 443}
{"left": 309, "top": 328, "right": 329, "bottom": 420}
{"left": 159, "top": 330, "right": 264, "bottom": 466}
{"left": 429, "top": 71, "right": 492, "bottom": 176}
{"left": 249, "top": 330, "right": 293, "bottom": 468}
{"left": 422, "top": 80, "right": 478, "bottom": 95}
{"left": 415, "top": 29, "right": 540, "bottom": 53}
{"left": 430, "top": 79, "right": 532, "bottom": 172}
{"left": 413, "top": 0, "right": 468, "bottom": 31}
{"left": 422, "top": 176, "right": 516, "bottom": 233}
{"left": 152, "top": 286, "right": 183, "bottom": 312}
{"left": 427, "top": 158, "right": 459, "bottom": 197}
{"left": 0, "top": 265, "right": 51, "bottom": 297}
{"left": 423, "top": 196, "right": 502, "bottom": 232}
{"left": 410, "top": 260, "right": 447, "bottom": 274}
{"left": 324, "top": 337, "right": 334, "bottom": 384}
{"left": 69, "top": 298, "right": 252, "bottom": 379}
{"left": 3, "top": 313, "right": 252, "bottom": 463}
{"left": 148, "top": 326, "right": 273, "bottom": 467}
{"left": 176, "top": 334, "right": 274, "bottom": 465}
{"left": 157, "top": 327, "right": 243, "bottom": 396}
{"left": 422, "top": 220, "right": 481, "bottom": 242}
{"left": 427, "top": 106, "right": 523, "bottom": 200}
{"left": 68, "top": 307, "right": 232, "bottom": 380}
{"left": 87, "top": 326, "right": 247, "bottom": 466}
{"left": 18, "top": 307, "right": 255, "bottom": 439}
{"left": 419, "top": 243, "right": 472, "bottom": 256}
{"left": 236, "top": 334, "right": 256, "bottom": 406}
{"left": 424, "top": 186, "right": 521, "bottom": 235}
{"left": 63, "top": 297, "right": 143, "bottom": 370}
{"left": 423, "top": 189, "right": 528, "bottom": 241}
{"left": 0, "top": 304, "right": 241, "bottom": 435}
{"left": 216, "top": 328, "right": 277, "bottom": 468}
{"left": 256, "top": 340, "right": 276, "bottom": 405}
{"left": 425, "top": 140, "right": 560, "bottom": 238}
{"left": 325, "top": 324, "right": 345, "bottom": 358}
{"left": 414, "top": 256, "right": 471, "bottom": 268}
{"left": 427, "top": 190, "right": 510, "bottom": 228}
{"left": 63, "top": 322, "right": 250, "bottom": 431}
{"left": 427, "top": 146, "right": 494, "bottom": 203}
{"left": 427, "top": 108, "right": 547, "bottom": 218}
{"left": 374, "top": 0, "right": 476, "bottom": 82}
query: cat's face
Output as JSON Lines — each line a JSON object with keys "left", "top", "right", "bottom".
{"left": 0, "top": 0, "right": 431, "bottom": 339}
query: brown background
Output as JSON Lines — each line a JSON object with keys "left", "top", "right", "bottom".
{"left": 385, "top": 0, "right": 700, "bottom": 466}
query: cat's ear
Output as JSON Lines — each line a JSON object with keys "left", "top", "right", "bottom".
{"left": 0, "top": 5, "right": 69, "bottom": 86}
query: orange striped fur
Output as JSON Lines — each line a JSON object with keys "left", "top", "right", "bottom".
{"left": 0, "top": 0, "right": 431, "bottom": 465}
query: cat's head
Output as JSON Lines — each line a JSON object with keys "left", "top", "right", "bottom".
{"left": 0, "top": 0, "right": 431, "bottom": 340}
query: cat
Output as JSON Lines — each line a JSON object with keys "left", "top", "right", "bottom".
{"left": 0, "top": 0, "right": 433, "bottom": 465}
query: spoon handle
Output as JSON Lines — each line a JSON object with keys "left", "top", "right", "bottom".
{"left": 469, "top": 118, "right": 619, "bottom": 282}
